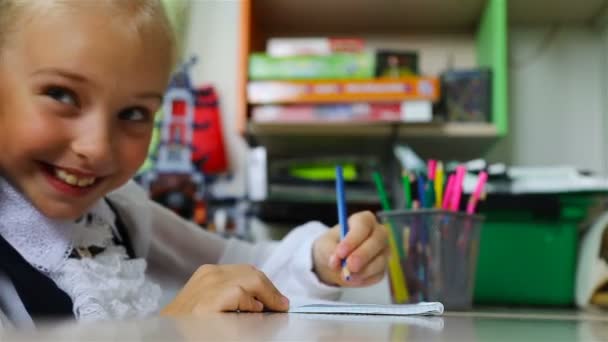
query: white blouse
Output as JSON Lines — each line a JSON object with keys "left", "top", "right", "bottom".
{"left": 0, "top": 179, "right": 341, "bottom": 326}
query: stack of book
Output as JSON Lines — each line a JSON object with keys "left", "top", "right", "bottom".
{"left": 247, "top": 37, "right": 439, "bottom": 124}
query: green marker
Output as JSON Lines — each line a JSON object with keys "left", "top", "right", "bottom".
{"left": 401, "top": 171, "right": 412, "bottom": 209}
{"left": 372, "top": 171, "right": 391, "bottom": 211}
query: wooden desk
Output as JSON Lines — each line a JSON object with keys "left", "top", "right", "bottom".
{"left": 4, "top": 309, "right": 608, "bottom": 341}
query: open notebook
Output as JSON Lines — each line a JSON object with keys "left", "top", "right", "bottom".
{"left": 288, "top": 297, "right": 444, "bottom": 316}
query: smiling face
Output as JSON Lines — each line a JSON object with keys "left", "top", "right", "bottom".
{"left": 0, "top": 1, "right": 173, "bottom": 219}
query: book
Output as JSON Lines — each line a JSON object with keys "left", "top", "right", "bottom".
{"left": 288, "top": 297, "right": 444, "bottom": 316}
{"left": 248, "top": 53, "right": 375, "bottom": 80}
{"left": 267, "top": 37, "right": 365, "bottom": 57}
{"left": 247, "top": 78, "right": 440, "bottom": 104}
{"left": 251, "top": 102, "right": 433, "bottom": 123}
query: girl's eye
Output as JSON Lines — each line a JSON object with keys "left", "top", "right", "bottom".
{"left": 118, "top": 107, "right": 151, "bottom": 122}
{"left": 44, "top": 86, "right": 78, "bottom": 106}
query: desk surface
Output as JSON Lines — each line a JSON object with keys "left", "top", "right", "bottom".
{"left": 4, "top": 309, "right": 608, "bottom": 341}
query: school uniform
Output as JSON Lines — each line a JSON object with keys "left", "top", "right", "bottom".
{"left": 0, "top": 178, "right": 340, "bottom": 328}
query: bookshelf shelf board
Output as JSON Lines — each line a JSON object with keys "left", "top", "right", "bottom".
{"left": 249, "top": 122, "right": 498, "bottom": 138}
{"left": 249, "top": 122, "right": 393, "bottom": 137}
{"left": 399, "top": 122, "right": 498, "bottom": 138}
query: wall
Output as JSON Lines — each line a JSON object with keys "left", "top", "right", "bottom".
{"left": 486, "top": 25, "right": 606, "bottom": 174}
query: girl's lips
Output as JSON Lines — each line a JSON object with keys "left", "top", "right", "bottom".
{"left": 38, "top": 162, "right": 102, "bottom": 197}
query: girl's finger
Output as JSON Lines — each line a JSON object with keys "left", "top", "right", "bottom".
{"left": 349, "top": 247, "right": 388, "bottom": 282}
{"left": 358, "top": 270, "right": 387, "bottom": 287}
{"left": 240, "top": 266, "right": 289, "bottom": 312}
{"left": 345, "top": 224, "right": 388, "bottom": 272}
{"left": 235, "top": 286, "right": 264, "bottom": 312}
{"left": 335, "top": 211, "right": 377, "bottom": 259}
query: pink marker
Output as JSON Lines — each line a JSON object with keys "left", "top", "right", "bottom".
{"left": 442, "top": 174, "right": 455, "bottom": 210}
{"left": 466, "top": 171, "right": 488, "bottom": 215}
{"left": 450, "top": 166, "right": 466, "bottom": 212}
{"left": 427, "top": 159, "right": 437, "bottom": 181}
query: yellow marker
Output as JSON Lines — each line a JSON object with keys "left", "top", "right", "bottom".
{"left": 373, "top": 172, "right": 409, "bottom": 302}
{"left": 434, "top": 161, "right": 444, "bottom": 208}
{"left": 387, "top": 223, "right": 409, "bottom": 302}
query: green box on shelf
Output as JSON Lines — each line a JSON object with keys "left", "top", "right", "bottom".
{"left": 248, "top": 52, "right": 375, "bottom": 80}
{"left": 474, "top": 193, "right": 602, "bottom": 306}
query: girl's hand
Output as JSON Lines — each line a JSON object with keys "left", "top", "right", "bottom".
{"left": 312, "top": 211, "right": 389, "bottom": 287}
{"left": 161, "top": 264, "right": 290, "bottom": 316}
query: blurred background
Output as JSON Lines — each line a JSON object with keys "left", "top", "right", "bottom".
{"left": 143, "top": 0, "right": 608, "bottom": 310}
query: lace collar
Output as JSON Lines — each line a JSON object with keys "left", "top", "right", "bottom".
{"left": 0, "top": 178, "right": 116, "bottom": 273}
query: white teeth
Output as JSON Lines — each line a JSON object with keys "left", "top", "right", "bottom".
{"left": 77, "top": 179, "right": 90, "bottom": 187}
{"left": 53, "top": 168, "right": 96, "bottom": 187}
{"left": 57, "top": 169, "right": 68, "bottom": 179}
{"left": 66, "top": 174, "right": 77, "bottom": 185}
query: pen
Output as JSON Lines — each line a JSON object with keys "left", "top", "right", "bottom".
{"left": 335, "top": 165, "right": 351, "bottom": 281}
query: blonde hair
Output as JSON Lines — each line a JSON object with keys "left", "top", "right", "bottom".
{"left": 0, "top": 0, "right": 176, "bottom": 63}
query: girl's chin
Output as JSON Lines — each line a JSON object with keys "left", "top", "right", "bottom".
{"left": 34, "top": 199, "right": 92, "bottom": 221}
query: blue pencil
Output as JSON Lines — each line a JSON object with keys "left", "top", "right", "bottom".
{"left": 335, "top": 165, "right": 351, "bottom": 281}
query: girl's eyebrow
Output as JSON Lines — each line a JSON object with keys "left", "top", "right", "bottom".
{"left": 30, "top": 68, "right": 88, "bottom": 83}
{"left": 135, "top": 92, "right": 163, "bottom": 103}
{"left": 31, "top": 68, "right": 164, "bottom": 102}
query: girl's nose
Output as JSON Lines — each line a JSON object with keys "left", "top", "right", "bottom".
{"left": 69, "top": 121, "right": 115, "bottom": 170}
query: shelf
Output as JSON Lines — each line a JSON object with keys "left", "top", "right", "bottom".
{"left": 268, "top": 184, "right": 378, "bottom": 204}
{"left": 398, "top": 123, "right": 500, "bottom": 160}
{"left": 399, "top": 122, "right": 498, "bottom": 138}
{"left": 249, "top": 121, "right": 393, "bottom": 137}
{"left": 240, "top": 0, "right": 601, "bottom": 139}
{"left": 238, "top": 0, "right": 508, "bottom": 136}
{"left": 253, "top": 0, "right": 486, "bottom": 35}
{"left": 250, "top": 122, "right": 498, "bottom": 138}
{"left": 252, "top": 0, "right": 605, "bottom": 37}
{"left": 248, "top": 122, "right": 500, "bottom": 159}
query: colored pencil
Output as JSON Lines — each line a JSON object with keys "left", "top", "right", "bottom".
{"left": 335, "top": 166, "right": 351, "bottom": 281}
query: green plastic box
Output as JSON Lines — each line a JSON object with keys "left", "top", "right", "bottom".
{"left": 473, "top": 194, "right": 601, "bottom": 306}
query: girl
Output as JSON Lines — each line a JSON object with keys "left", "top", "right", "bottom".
{"left": 0, "top": 0, "right": 389, "bottom": 328}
